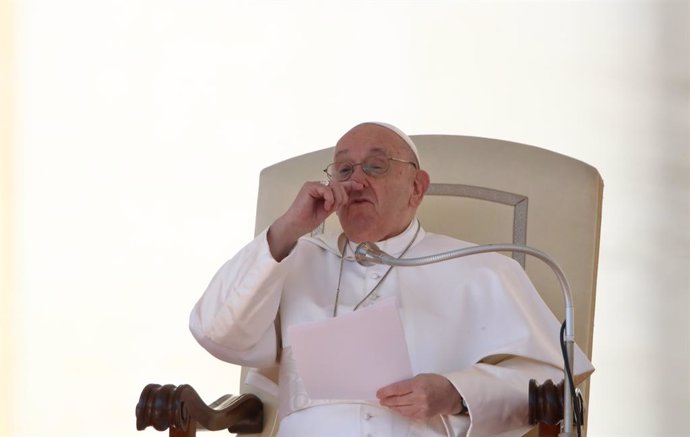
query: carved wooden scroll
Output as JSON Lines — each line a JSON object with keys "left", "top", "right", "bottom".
{"left": 136, "top": 384, "right": 263, "bottom": 436}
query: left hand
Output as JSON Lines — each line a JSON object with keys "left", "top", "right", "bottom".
{"left": 376, "top": 373, "right": 463, "bottom": 419}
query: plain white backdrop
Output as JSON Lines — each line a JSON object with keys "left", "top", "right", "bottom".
{"left": 5, "top": 1, "right": 689, "bottom": 436}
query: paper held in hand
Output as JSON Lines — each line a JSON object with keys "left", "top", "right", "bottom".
{"left": 288, "top": 297, "right": 413, "bottom": 401}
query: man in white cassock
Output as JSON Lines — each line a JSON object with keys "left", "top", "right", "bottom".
{"left": 190, "top": 122, "right": 593, "bottom": 437}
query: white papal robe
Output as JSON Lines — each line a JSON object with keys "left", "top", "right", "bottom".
{"left": 190, "top": 219, "right": 593, "bottom": 437}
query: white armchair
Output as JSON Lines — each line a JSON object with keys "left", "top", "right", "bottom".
{"left": 137, "top": 134, "right": 603, "bottom": 437}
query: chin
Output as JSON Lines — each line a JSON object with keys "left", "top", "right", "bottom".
{"left": 338, "top": 208, "right": 390, "bottom": 241}
{"left": 339, "top": 219, "right": 382, "bottom": 243}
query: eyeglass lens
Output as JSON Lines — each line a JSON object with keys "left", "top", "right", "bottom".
{"left": 328, "top": 156, "right": 390, "bottom": 181}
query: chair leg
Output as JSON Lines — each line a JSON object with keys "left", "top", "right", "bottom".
{"left": 538, "top": 423, "right": 560, "bottom": 437}
{"left": 169, "top": 421, "right": 196, "bottom": 437}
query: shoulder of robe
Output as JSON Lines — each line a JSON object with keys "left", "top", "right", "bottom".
{"left": 415, "top": 232, "right": 522, "bottom": 270}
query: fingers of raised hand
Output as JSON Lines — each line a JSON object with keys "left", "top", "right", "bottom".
{"left": 311, "top": 181, "right": 351, "bottom": 212}
{"left": 314, "top": 183, "right": 336, "bottom": 211}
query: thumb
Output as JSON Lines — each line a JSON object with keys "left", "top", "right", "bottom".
{"left": 376, "top": 378, "right": 413, "bottom": 399}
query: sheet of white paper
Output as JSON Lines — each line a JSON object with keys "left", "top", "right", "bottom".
{"left": 287, "top": 297, "right": 413, "bottom": 401}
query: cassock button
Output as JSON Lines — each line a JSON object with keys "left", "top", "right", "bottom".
{"left": 370, "top": 272, "right": 381, "bottom": 279}
{"left": 365, "top": 413, "right": 373, "bottom": 420}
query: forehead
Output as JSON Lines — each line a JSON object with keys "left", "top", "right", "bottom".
{"left": 334, "top": 124, "right": 408, "bottom": 159}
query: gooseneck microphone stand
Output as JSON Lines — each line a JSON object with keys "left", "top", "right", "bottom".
{"left": 355, "top": 241, "right": 579, "bottom": 437}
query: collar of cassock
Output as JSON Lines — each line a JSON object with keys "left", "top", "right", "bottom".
{"left": 304, "top": 218, "right": 424, "bottom": 260}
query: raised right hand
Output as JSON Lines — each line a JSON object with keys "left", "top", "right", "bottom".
{"left": 267, "top": 180, "right": 363, "bottom": 261}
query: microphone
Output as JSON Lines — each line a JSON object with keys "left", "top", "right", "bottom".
{"left": 355, "top": 240, "right": 580, "bottom": 437}
{"left": 353, "top": 241, "right": 390, "bottom": 266}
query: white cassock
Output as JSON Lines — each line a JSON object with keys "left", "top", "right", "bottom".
{"left": 190, "top": 219, "right": 594, "bottom": 437}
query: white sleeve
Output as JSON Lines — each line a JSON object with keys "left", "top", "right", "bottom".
{"left": 444, "top": 357, "right": 565, "bottom": 437}
{"left": 440, "top": 254, "right": 593, "bottom": 437}
{"left": 189, "top": 229, "right": 290, "bottom": 368}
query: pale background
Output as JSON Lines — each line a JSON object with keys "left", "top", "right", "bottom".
{"left": 1, "top": 1, "right": 689, "bottom": 437}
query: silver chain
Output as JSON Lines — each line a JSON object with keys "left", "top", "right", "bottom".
{"left": 332, "top": 221, "right": 420, "bottom": 317}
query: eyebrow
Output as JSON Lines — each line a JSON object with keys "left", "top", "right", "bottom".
{"left": 335, "top": 146, "right": 388, "bottom": 158}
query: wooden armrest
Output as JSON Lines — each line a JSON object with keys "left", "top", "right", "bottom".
{"left": 529, "top": 379, "right": 586, "bottom": 437}
{"left": 136, "top": 384, "right": 263, "bottom": 436}
{"left": 529, "top": 379, "right": 564, "bottom": 426}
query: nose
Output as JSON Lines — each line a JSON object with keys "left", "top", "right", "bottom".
{"left": 349, "top": 163, "right": 368, "bottom": 183}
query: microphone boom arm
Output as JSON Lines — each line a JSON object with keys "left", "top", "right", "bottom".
{"left": 355, "top": 242, "right": 577, "bottom": 437}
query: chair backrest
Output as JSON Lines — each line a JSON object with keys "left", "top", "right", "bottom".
{"left": 243, "top": 135, "right": 603, "bottom": 437}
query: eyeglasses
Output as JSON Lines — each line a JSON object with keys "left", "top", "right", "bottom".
{"left": 323, "top": 156, "right": 418, "bottom": 182}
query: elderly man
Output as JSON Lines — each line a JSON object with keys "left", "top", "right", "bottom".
{"left": 190, "top": 122, "right": 593, "bottom": 437}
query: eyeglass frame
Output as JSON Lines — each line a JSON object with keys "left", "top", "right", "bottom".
{"left": 323, "top": 156, "right": 418, "bottom": 182}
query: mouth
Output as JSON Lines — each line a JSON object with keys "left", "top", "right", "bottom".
{"left": 349, "top": 197, "right": 373, "bottom": 206}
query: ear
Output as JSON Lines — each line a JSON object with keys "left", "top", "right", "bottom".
{"left": 410, "top": 170, "right": 430, "bottom": 208}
